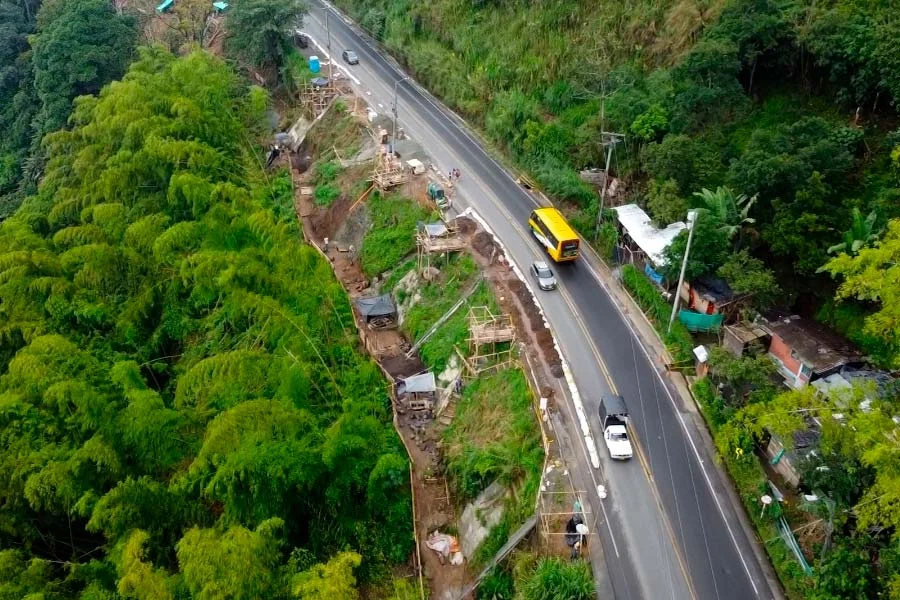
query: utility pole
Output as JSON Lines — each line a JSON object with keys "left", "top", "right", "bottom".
{"left": 668, "top": 210, "right": 698, "bottom": 334}
{"left": 325, "top": 8, "right": 331, "bottom": 51}
{"left": 594, "top": 131, "right": 624, "bottom": 239}
{"left": 392, "top": 76, "right": 409, "bottom": 153}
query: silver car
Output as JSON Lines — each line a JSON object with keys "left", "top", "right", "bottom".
{"left": 530, "top": 260, "right": 557, "bottom": 291}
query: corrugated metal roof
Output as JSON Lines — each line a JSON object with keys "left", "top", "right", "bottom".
{"left": 612, "top": 204, "right": 686, "bottom": 266}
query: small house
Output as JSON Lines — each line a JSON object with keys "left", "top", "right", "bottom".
{"left": 758, "top": 309, "right": 863, "bottom": 389}
{"left": 680, "top": 276, "right": 735, "bottom": 316}
{"left": 722, "top": 322, "right": 768, "bottom": 357}
{"left": 611, "top": 204, "right": 686, "bottom": 270}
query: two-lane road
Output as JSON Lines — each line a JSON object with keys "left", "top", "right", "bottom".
{"left": 302, "top": 5, "right": 776, "bottom": 599}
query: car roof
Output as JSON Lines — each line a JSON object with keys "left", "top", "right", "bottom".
{"left": 533, "top": 260, "right": 549, "bottom": 269}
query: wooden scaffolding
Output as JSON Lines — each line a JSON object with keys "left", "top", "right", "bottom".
{"left": 538, "top": 489, "right": 597, "bottom": 558}
{"left": 298, "top": 76, "right": 339, "bottom": 119}
{"left": 466, "top": 306, "right": 515, "bottom": 375}
{"left": 372, "top": 145, "right": 408, "bottom": 191}
{"left": 416, "top": 221, "right": 465, "bottom": 272}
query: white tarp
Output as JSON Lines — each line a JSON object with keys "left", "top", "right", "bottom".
{"left": 612, "top": 204, "right": 686, "bottom": 266}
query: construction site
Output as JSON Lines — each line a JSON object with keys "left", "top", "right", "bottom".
{"left": 274, "top": 62, "right": 593, "bottom": 600}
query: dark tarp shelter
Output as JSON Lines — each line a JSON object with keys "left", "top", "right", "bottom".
{"left": 354, "top": 294, "right": 397, "bottom": 323}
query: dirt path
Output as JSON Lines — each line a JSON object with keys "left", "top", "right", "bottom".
{"left": 292, "top": 166, "right": 470, "bottom": 599}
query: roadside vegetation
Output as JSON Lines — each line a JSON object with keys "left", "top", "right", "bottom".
{"left": 480, "top": 551, "right": 595, "bottom": 600}
{"left": 359, "top": 196, "right": 546, "bottom": 573}
{"left": 445, "top": 369, "right": 543, "bottom": 567}
{"left": 688, "top": 345, "right": 900, "bottom": 598}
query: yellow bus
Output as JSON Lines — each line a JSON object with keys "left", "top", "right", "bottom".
{"left": 528, "top": 207, "right": 580, "bottom": 262}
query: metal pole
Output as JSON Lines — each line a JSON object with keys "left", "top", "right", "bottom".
{"left": 595, "top": 141, "right": 614, "bottom": 238}
{"left": 668, "top": 210, "right": 698, "bottom": 334}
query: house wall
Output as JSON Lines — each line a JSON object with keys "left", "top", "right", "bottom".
{"left": 680, "top": 282, "right": 716, "bottom": 315}
{"left": 768, "top": 334, "right": 811, "bottom": 389}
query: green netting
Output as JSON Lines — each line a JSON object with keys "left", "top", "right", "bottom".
{"left": 678, "top": 310, "right": 723, "bottom": 332}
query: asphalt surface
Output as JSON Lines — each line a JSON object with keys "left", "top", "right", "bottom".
{"left": 302, "top": 5, "right": 774, "bottom": 599}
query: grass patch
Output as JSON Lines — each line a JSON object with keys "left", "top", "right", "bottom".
{"left": 620, "top": 264, "right": 695, "bottom": 367}
{"left": 401, "top": 254, "right": 480, "bottom": 372}
{"left": 443, "top": 368, "right": 544, "bottom": 569}
{"left": 360, "top": 194, "right": 433, "bottom": 277}
{"left": 443, "top": 369, "right": 542, "bottom": 501}
{"left": 303, "top": 101, "right": 366, "bottom": 159}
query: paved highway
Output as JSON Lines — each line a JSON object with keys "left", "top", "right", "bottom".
{"left": 302, "top": 4, "right": 775, "bottom": 599}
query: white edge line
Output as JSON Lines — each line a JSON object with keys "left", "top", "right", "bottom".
{"left": 460, "top": 207, "right": 601, "bottom": 470}
{"left": 580, "top": 260, "right": 762, "bottom": 596}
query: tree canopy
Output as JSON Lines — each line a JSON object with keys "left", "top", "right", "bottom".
{"left": 225, "top": 0, "right": 306, "bottom": 75}
{"left": 0, "top": 47, "right": 411, "bottom": 597}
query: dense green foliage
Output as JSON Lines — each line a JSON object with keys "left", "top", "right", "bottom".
{"left": 225, "top": 0, "right": 307, "bottom": 77}
{"left": 0, "top": 0, "right": 136, "bottom": 217}
{"left": 715, "top": 382, "right": 900, "bottom": 597}
{"left": 0, "top": 48, "right": 411, "bottom": 598}
{"left": 516, "top": 557, "right": 594, "bottom": 600}
{"left": 823, "top": 220, "right": 900, "bottom": 368}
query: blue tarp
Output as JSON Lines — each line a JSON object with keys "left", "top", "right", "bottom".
{"left": 156, "top": 0, "right": 173, "bottom": 12}
{"left": 644, "top": 263, "right": 664, "bottom": 286}
{"left": 212, "top": 1, "right": 228, "bottom": 11}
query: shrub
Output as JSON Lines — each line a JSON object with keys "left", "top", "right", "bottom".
{"left": 360, "top": 195, "right": 431, "bottom": 277}
{"left": 314, "top": 184, "right": 340, "bottom": 206}
{"left": 691, "top": 378, "right": 732, "bottom": 433}
{"left": 314, "top": 160, "right": 341, "bottom": 184}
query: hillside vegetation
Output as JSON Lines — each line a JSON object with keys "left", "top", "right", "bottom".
{"left": 335, "top": 0, "right": 900, "bottom": 363}
{"left": 0, "top": 48, "right": 411, "bottom": 598}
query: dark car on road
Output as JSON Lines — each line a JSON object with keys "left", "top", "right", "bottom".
{"left": 293, "top": 32, "right": 309, "bottom": 49}
{"left": 342, "top": 49, "right": 359, "bottom": 65}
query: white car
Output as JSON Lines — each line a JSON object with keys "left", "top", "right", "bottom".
{"left": 604, "top": 424, "right": 633, "bottom": 460}
{"left": 599, "top": 395, "right": 633, "bottom": 460}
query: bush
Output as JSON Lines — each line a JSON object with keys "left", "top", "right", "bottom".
{"left": 314, "top": 184, "right": 340, "bottom": 206}
{"left": 360, "top": 195, "right": 431, "bottom": 276}
{"left": 314, "top": 159, "right": 342, "bottom": 184}
{"left": 443, "top": 369, "right": 542, "bottom": 500}
{"left": 621, "top": 263, "right": 671, "bottom": 323}
{"left": 691, "top": 378, "right": 732, "bottom": 433}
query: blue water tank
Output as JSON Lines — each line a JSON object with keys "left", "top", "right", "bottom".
{"left": 309, "top": 56, "right": 320, "bottom": 73}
